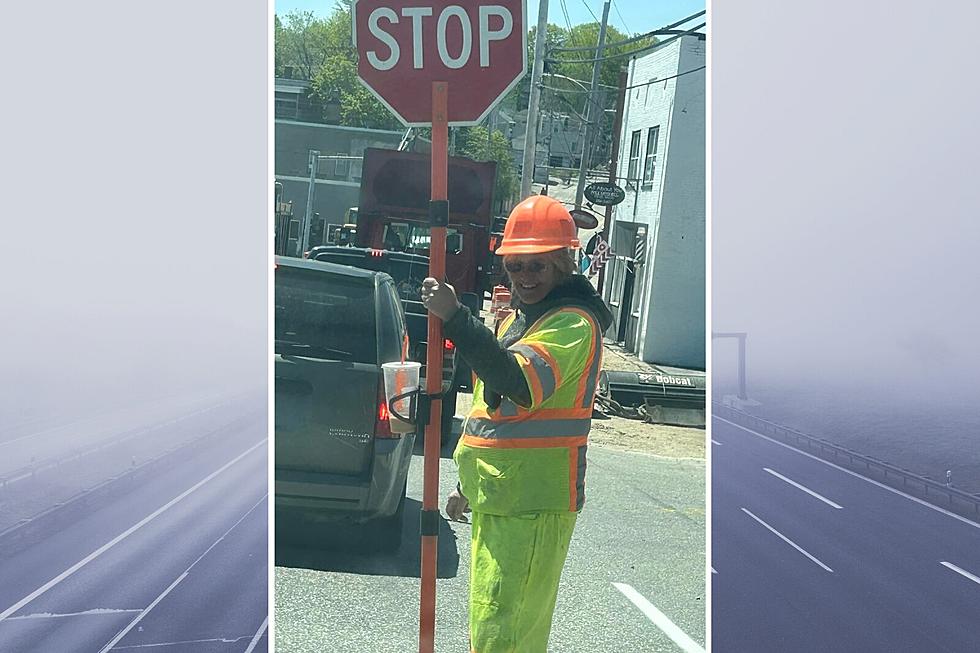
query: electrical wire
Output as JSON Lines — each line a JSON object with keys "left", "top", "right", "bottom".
{"left": 625, "top": 65, "right": 705, "bottom": 91}
{"left": 551, "top": 10, "right": 705, "bottom": 52}
{"left": 548, "top": 23, "right": 705, "bottom": 64}
{"left": 611, "top": 0, "right": 631, "bottom": 36}
{"left": 580, "top": 0, "right": 600, "bottom": 24}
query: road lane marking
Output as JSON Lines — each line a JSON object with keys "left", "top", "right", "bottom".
{"left": 764, "top": 468, "right": 843, "bottom": 509}
{"left": 612, "top": 582, "right": 706, "bottom": 653}
{"left": 244, "top": 616, "right": 269, "bottom": 653}
{"left": 7, "top": 609, "right": 142, "bottom": 620}
{"left": 940, "top": 561, "right": 980, "bottom": 586}
{"left": 740, "top": 508, "right": 834, "bottom": 573}
{"left": 711, "top": 439, "right": 722, "bottom": 446}
{"left": 711, "top": 567, "right": 717, "bottom": 574}
{"left": 111, "top": 636, "right": 256, "bottom": 649}
{"left": 99, "top": 494, "right": 268, "bottom": 652}
{"left": 98, "top": 572, "right": 188, "bottom": 653}
{"left": 0, "top": 439, "right": 266, "bottom": 624}
{"left": 716, "top": 416, "right": 980, "bottom": 530}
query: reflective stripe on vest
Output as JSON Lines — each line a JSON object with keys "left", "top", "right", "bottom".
{"left": 465, "top": 416, "right": 591, "bottom": 440}
{"left": 458, "top": 304, "right": 604, "bottom": 514}
{"left": 509, "top": 342, "right": 560, "bottom": 405}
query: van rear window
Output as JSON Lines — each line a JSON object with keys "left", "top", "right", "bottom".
{"left": 275, "top": 269, "right": 376, "bottom": 364}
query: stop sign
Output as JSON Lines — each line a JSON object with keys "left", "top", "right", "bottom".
{"left": 352, "top": 0, "right": 527, "bottom": 126}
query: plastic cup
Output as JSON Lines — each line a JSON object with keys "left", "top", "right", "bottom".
{"left": 382, "top": 361, "right": 421, "bottom": 433}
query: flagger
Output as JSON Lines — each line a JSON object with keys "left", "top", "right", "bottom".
{"left": 421, "top": 195, "right": 613, "bottom": 652}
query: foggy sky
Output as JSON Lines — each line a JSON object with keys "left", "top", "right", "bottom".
{"left": 0, "top": 1, "right": 268, "bottom": 423}
{"left": 711, "top": 2, "right": 980, "bottom": 401}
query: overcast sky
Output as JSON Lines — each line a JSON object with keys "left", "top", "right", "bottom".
{"left": 711, "top": 1, "right": 980, "bottom": 402}
{"left": 0, "top": 0, "right": 268, "bottom": 420}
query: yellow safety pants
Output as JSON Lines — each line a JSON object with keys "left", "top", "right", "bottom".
{"left": 469, "top": 511, "right": 578, "bottom": 653}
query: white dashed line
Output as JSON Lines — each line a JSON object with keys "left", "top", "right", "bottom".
{"left": 715, "top": 416, "right": 980, "bottom": 530}
{"left": 612, "top": 582, "right": 705, "bottom": 653}
{"left": 741, "top": 508, "right": 834, "bottom": 573}
{"left": 98, "top": 494, "right": 267, "bottom": 653}
{"left": 940, "top": 561, "right": 980, "bottom": 586}
{"left": 244, "top": 616, "right": 269, "bottom": 653}
{"left": 764, "top": 468, "right": 843, "bottom": 509}
{"left": 0, "top": 440, "right": 265, "bottom": 623}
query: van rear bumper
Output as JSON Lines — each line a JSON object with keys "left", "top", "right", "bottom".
{"left": 274, "top": 433, "right": 415, "bottom": 522}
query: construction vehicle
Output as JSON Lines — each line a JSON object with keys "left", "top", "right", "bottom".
{"left": 307, "top": 147, "right": 503, "bottom": 440}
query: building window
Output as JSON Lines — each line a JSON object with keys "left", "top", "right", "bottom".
{"left": 627, "top": 130, "right": 642, "bottom": 185}
{"left": 549, "top": 155, "right": 563, "bottom": 167}
{"left": 642, "top": 126, "right": 660, "bottom": 185}
{"left": 333, "top": 155, "right": 351, "bottom": 178}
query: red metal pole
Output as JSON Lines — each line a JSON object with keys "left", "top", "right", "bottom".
{"left": 419, "top": 80, "right": 448, "bottom": 653}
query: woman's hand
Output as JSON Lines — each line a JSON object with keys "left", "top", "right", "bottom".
{"left": 421, "top": 278, "right": 461, "bottom": 321}
{"left": 445, "top": 486, "right": 471, "bottom": 523}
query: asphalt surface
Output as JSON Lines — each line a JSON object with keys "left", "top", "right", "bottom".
{"left": 275, "top": 434, "right": 705, "bottom": 652}
{"left": 712, "top": 416, "right": 980, "bottom": 652}
{"left": 0, "top": 419, "right": 269, "bottom": 652}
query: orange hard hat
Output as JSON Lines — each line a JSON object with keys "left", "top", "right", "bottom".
{"left": 495, "top": 196, "right": 581, "bottom": 255}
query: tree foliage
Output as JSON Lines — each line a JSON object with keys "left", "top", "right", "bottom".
{"left": 274, "top": 6, "right": 655, "bottom": 174}
{"left": 275, "top": 10, "right": 338, "bottom": 80}
{"left": 456, "top": 127, "right": 520, "bottom": 206}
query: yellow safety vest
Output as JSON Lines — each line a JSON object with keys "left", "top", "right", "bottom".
{"left": 453, "top": 305, "right": 603, "bottom": 515}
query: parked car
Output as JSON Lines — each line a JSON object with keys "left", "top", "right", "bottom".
{"left": 308, "top": 245, "right": 472, "bottom": 442}
{"left": 274, "top": 256, "right": 415, "bottom": 551}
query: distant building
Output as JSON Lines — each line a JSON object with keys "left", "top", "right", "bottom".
{"left": 602, "top": 33, "right": 705, "bottom": 369}
{"left": 274, "top": 119, "right": 406, "bottom": 252}
{"left": 510, "top": 110, "right": 589, "bottom": 183}
{"left": 274, "top": 76, "right": 333, "bottom": 123}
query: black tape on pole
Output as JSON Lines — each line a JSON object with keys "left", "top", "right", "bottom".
{"left": 420, "top": 509, "right": 441, "bottom": 536}
{"left": 429, "top": 200, "right": 449, "bottom": 227}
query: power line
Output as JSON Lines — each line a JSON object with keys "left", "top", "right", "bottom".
{"left": 580, "top": 0, "right": 600, "bottom": 24}
{"left": 611, "top": 0, "right": 630, "bottom": 37}
{"left": 551, "top": 10, "right": 705, "bottom": 53}
{"left": 548, "top": 23, "right": 705, "bottom": 64}
{"left": 625, "top": 65, "right": 705, "bottom": 91}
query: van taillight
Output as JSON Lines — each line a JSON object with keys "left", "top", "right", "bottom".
{"left": 375, "top": 383, "right": 398, "bottom": 439}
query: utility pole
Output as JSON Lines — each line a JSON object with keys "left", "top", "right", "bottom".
{"left": 574, "top": 0, "right": 611, "bottom": 210}
{"left": 598, "top": 68, "right": 628, "bottom": 294}
{"left": 487, "top": 107, "right": 494, "bottom": 155}
{"left": 520, "top": 0, "right": 549, "bottom": 198}
{"left": 301, "top": 149, "right": 320, "bottom": 257}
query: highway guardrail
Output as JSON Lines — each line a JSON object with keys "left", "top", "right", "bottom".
{"left": 714, "top": 402, "right": 980, "bottom": 519}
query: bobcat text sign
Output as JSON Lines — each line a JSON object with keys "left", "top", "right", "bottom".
{"left": 353, "top": 0, "right": 527, "bottom": 125}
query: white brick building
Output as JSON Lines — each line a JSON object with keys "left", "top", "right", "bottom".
{"left": 601, "top": 34, "right": 705, "bottom": 369}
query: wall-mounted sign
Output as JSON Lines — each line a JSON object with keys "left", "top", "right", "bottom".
{"left": 584, "top": 181, "right": 626, "bottom": 206}
{"left": 569, "top": 208, "right": 600, "bottom": 230}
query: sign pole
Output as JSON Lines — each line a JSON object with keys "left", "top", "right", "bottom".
{"left": 598, "top": 68, "right": 628, "bottom": 294}
{"left": 419, "top": 80, "right": 449, "bottom": 653}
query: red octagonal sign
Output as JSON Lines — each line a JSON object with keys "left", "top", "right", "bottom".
{"left": 353, "top": 0, "right": 527, "bottom": 126}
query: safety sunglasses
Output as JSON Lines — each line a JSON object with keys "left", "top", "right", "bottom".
{"left": 504, "top": 260, "right": 549, "bottom": 274}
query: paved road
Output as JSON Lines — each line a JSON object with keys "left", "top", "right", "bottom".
{"left": 712, "top": 416, "right": 980, "bottom": 652}
{"left": 276, "top": 436, "right": 705, "bottom": 652}
{"left": 0, "top": 421, "right": 269, "bottom": 652}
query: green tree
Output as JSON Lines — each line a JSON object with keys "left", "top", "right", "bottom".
{"left": 275, "top": 10, "right": 337, "bottom": 80}
{"left": 311, "top": 54, "right": 402, "bottom": 130}
{"left": 457, "top": 127, "right": 520, "bottom": 207}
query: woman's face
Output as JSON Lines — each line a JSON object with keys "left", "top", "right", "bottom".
{"left": 505, "top": 254, "right": 560, "bottom": 304}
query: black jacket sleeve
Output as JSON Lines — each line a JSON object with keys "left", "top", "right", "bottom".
{"left": 442, "top": 305, "right": 532, "bottom": 407}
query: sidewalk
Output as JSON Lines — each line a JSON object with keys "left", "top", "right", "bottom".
{"left": 592, "top": 340, "right": 705, "bottom": 460}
